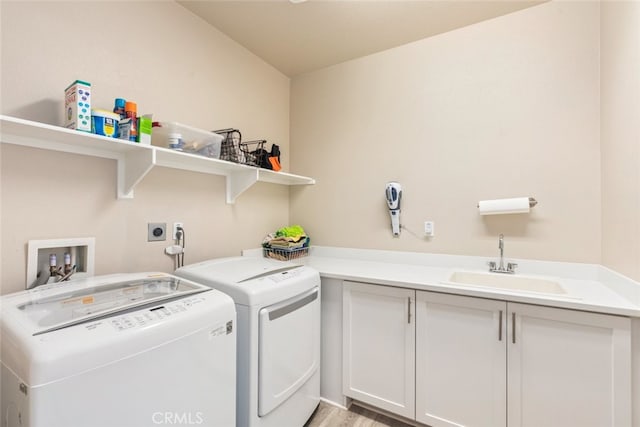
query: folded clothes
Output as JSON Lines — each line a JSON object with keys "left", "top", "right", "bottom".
{"left": 262, "top": 227, "right": 309, "bottom": 250}
{"left": 268, "top": 235, "right": 308, "bottom": 249}
{"left": 262, "top": 233, "right": 277, "bottom": 246}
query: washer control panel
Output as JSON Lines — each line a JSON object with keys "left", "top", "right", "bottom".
{"left": 101, "top": 296, "right": 206, "bottom": 332}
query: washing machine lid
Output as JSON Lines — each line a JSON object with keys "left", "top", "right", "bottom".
{"left": 6, "top": 274, "right": 209, "bottom": 335}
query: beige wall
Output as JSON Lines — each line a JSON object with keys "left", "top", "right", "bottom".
{"left": 290, "top": 1, "right": 601, "bottom": 264}
{"left": 3, "top": 0, "right": 638, "bottom": 294}
{"left": 601, "top": 0, "right": 640, "bottom": 282}
{"left": 0, "top": 1, "right": 291, "bottom": 294}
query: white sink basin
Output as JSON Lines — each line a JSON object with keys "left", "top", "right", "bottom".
{"left": 446, "top": 271, "right": 566, "bottom": 295}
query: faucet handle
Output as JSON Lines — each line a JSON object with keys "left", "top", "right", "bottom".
{"left": 507, "top": 262, "right": 518, "bottom": 272}
{"left": 488, "top": 261, "right": 497, "bottom": 271}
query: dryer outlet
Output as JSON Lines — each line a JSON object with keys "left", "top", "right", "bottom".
{"left": 148, "top": 223, "right": 167, "bottom": 242}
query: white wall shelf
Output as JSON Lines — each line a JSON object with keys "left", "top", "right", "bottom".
{"left": 0, "top": 115, "right": 315, "bottom": 204}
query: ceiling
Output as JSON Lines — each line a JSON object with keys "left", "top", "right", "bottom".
{"left": 178, "top": 0, "right": 544, "bottom": 77}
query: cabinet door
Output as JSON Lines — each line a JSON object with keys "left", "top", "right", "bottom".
{"left": 508, "top": 303, "right": 632, "bottom": 427}
{"left": 342, "top": 281, "right": 415, "bottom": 419}
{"left": 415, "top": 291, "right": 507, "bottom": 427}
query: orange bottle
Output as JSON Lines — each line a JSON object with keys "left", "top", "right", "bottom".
{"left": 125, "top": 101, "right": 138, "bottom": 141}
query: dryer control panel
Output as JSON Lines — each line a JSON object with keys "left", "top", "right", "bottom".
{"left": 265, "top": 268, "right": 304, "bottom": 284}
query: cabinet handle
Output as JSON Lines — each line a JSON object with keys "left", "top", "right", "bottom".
{"left": 498, "top": 310, "right": 503, "bottom": 341}
{"left": 512, "top": 312, "right": 516, "bottom": 344}
{"left": 408, "top": 297, "right": 411, "bottom": 324}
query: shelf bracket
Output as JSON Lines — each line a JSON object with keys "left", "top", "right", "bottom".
{"left": 117, "top": 148, "right": 156, "bottom": 199}
{"left": 226, "top": 168, "right": 259, "bottom": 204}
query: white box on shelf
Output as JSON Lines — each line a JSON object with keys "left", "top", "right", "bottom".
{"left": 64, "top": 80, "right": 91, "bottom": 132}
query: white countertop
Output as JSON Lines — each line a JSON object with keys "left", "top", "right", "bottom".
{"left": 246, "top": 246, "right": 640, "bottom": 317}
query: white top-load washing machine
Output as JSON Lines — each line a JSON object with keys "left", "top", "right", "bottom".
{"left": 175, "top": 257, "right": 320, "bottom": 427}
{"left": 1, "top": 272, "right": 236, "bottom": 427}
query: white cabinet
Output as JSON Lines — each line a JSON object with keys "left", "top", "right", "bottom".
{"left": 508, "top": 302, "right": 631, "bottom": 427}
{"left": 342, "top": 281, "right": 415, "bottom": 419}
{"left": 415, "top": 292, "right": 507, "bottom": 427}
{"left": 415, "top": 291, "right": 632, "bottom": 427}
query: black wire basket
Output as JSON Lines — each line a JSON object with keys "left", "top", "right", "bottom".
{"left": 240, "top": 140, "right": 267, "bottom": 167}
{"left": 214, "top": 129, "right": 279, "bottom": 169}
{"left": 214, "top": 128, "right": 245, "bottom": 164}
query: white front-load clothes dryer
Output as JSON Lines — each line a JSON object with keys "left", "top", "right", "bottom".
{"left": 175, "top": 257, "right": 320, "bottom": 427}
{"left": 0, "top": 272, "right": 236, "bottom": 427}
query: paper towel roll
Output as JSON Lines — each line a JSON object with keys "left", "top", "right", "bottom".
{"left": 478, "top": 197, "right": 531, "bottom": 215}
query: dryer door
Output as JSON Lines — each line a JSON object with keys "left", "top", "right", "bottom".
{"left": 258, "top": 287, "right": 320, "bottom": 417}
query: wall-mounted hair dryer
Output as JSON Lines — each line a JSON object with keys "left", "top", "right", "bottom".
{"left": 385, "top": 182, "right": 402, "bottom": 236}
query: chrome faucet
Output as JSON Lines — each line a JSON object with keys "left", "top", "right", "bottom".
{"left": 488, "top": 234, "right": 517, "bottom": 274}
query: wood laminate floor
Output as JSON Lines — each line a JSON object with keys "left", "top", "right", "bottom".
{"left": 304, "top": 401, "right": 414, "bottom": 427}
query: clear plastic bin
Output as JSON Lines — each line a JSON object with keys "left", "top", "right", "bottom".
{"left": 153, "top": 121, "right": 223, "bottom": 159}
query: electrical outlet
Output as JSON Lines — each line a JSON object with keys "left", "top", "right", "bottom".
{"left": 148, "top": 223, "right": 167, "bottom": 242}
{"left": 424, "top": 221, "right": 435, "bottom": 237}
{"left": 173, "top": 222, "right": 184, "bottom": 240}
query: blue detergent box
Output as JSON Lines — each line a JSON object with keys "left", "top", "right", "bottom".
{"left": 64, "top": 80, "right": 91, "bottom": 132}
